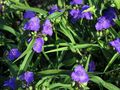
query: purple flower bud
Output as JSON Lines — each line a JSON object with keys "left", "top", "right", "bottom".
{"left": 71, "top": 65, "right": 89, "bottom": 83}
{"left": 110, "top": 38, "right": 120, "bottom": 53}
{"left": 79, "top": 5, "right": 93, "bottom": 20}
{"left": 19, "top": 71, "right": 34, "bottom": 86}
{"left": 49, "top": 5, "right": 59, "bottom": 14}
{"left": 70, "top": 9, "right": 81, "bottom": 23}
{"left": 33, "top": 38, "right": 44, "bottom": 53}
{"left": 70, "top": 0, "right": 83, "bottom": 5}
{"left": 7, "top": 48, "right": 21, "bottom": 61}
{"left": 3, "top": 78, "right": 16, "bottom": 90}
{"left": 24, "top": 17, "right": 40, "bottom": 31}
{"left": 89, "top": 61, "right": 95, "bottom": 72}
{"left": 42, "top": 20, "right": 53, "bottom": 36}
{"left": 23, "top": 10, "right": 36, "bottom": 19}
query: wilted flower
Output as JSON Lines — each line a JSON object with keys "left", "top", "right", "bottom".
{"left": 79, "top": 5, "right": 93, "bottom": 20}
{"left": 33, "top": 38, "right": 44, "bottom": 53}
{"left": 24, "top": 17, "right": 40, "bottom": 31}
{"left": 70, "top": 9, "right": 81, "bottom": 23}
{"left": 89, "top": 61, "right": 95, "bottom": 72}
{"left": 8, "top": 48, "right": 21, "bottom": 61}
{"left": 3, "top": 78, "right": 16, "bottom": 90}
{"left": 71, "top": 65, "right": 89, "bottom": 83}
{"left": 42, "top": 19, "right": 53, "bottom": 36}
{"left": 95, "top": 7, "right": 116, "bottom": 31}
{"left": 19, "top": 71, "right": 34, "bottom": 86}
{"left": 23, "top": 10, "right": 36, "bottom": 19}
{"left": 110, "top": 38, "right": 120, "bottom": 53}
{"left": 49, "top": 5, "right": 59, "bottom": 14}
{"left": 70, "top": 0, "right": 83, "bottom": 5}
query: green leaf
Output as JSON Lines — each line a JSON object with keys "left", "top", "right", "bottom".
{"left": 49, "top": 83, "right": 73, "bottom": 90}
{"left": 47, "top": 11, "right": 64, "bottom": 19}
{"left": 13, "top": 37, "right": 35, "bottom": 63}
{"left": 45, "top": 44, "right": 99, "bottom": 53}
{"left": 0, "top": 24, "right": 19, "bottom": 36}
{"left": 104, "top": 52, "right": 119, "bottom": 72}
{"left": 18, "top": 50, "right": 34, "bottom": 75}
{"left": 113, "top": 0, "right": 120, "bottom": 9}
{"left": 38, "top": 69, "right": 71, "bottom": 76}
{"left": 90, "top": 76, "right": 120, "bottom": 90}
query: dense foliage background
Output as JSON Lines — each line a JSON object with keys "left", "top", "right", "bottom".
{"left": 0, "top": 0, "right": 120, "bottom": 90}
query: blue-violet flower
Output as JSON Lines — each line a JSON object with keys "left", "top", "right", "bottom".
{"left": 70, "top": 0, "right": 83, "bottom": 5}
{"left": 33, "top": 38, "right": 44, "bottom": 53}
{"left": 24, "top": 17, "right": 40, "bottom": 31}
{"left": 42, "top": 19, "right": 53, "bottom": 36}
{"left": 8, "top": 48, "right": 21, "bottom": 61}
{"left": 110, "top": 38, "right": 120, "bottom": 53}
{"left": 3, "top": 78, "right": 16, "bottom": 90}
{"left": 19, "top": 71, "right": 34, "bottom": 86}
{"left": 89, "top": 61, "right": 95, "bottom": 72}
{"left": 23, "top": 10, "right": 36, "bottom": 19}
{"left": 71, "top": 65, "right": 89, "bottom": 83}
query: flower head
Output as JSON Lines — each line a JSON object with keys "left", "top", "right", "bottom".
{"left": 95, "top": 16, "right": 114, "bottom": 31}
{"left": 95, "top": 7, "right": 116, "bottom": 31}
{"left": 89, "top": 61, "right": 95, "bottom": 72}
{"left": 33, "top": 38, "right": 44, "bottom": 53}
{"left": 3, "top": 78, "right": 16, "bottom": 90}
{"left": 19, "top": 71, "right": 34, "bottom": 86}
{"left": 24, "top": 17, "right": 40, "bottom": 31}
{"left": 79, "top": 5, "right": 93, "bottom": 20}
{"left": 70, "top": 9, "right": 81, "bottom": 23}
{"left": 49, "top": 5, "right": 59, "bottom": 14}
{"left": 23, "top": 10, "right": 36, "bottom": 19}
{"left": 70, "top": 0, "right": 83, "bottom": 5}
{"left": 71, "top": 65, "right": 89, "bottom": 83}
{"left": 8, "top": 48, "right": 21, "bottom": 61}
{"left": 42, "top": 20, "right": 53, "bottom": 36}
{"left": 110, "top": 38, "right": 120, "bottom": 53}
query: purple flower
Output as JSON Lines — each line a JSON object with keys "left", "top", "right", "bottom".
{"left": 89, "top": 61, "right": 95, "bottom": 72}
{"left": 19, "top": 71, "right": 34, "bottom": 86}
{"left": 33, "top": 38, "right": 44, "bottom": 53}
{"left": 23, "top": 10, "right": 36, "bottom": 19}
{"left": 70, "top": 0, "right": 83, "bottom": 5}
{"left": 3, "top": 78, "right": 16, "bottom": 90}
{"left": 71, "top": 65, "right": 89, "bottom": 83}
{"left": 49, "top": 5, "right": 59, "bottom": 14}
{"left": 24, "top": 17, "right": 40, "bottom": 31}
{"left": 110, "top": 38, "right": 120, "bottom": 53}
{"left": 95, "top": 16, "right": 114, "bottom": 31}
{"left": 79, "top": 5, "right": 93, "bottom": 20}
{"left": 42, "top": 20, "right": 53, "bottom": 36}
{"left": 103, "top": 7, "right": 116, "bottom": 20}
{"left": 95, "top": 7, "right": 116, "bottom": 31}
{"left": 8, "top": 48, "right": 21, "bottom": 61}
{"left": 70, "top": 9, "right": 81, "bottom": 23}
